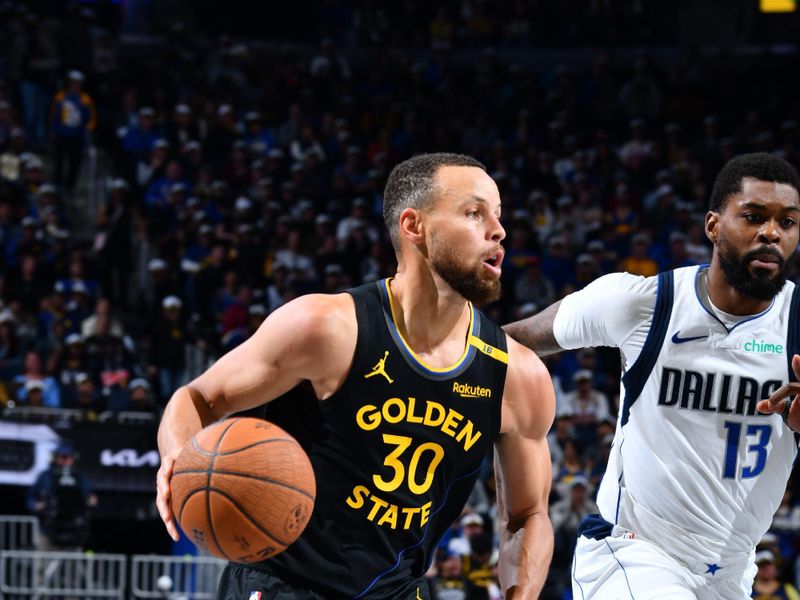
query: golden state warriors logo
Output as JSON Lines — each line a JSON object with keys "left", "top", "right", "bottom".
{"left": 364, "top": 350, "right": 393, "bottom": 384}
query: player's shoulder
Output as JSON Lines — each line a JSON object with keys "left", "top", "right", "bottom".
{"left": 587, "top": 270, "right": 659, "bottom": 296}
{"left": 501, "top": 337, "right": 555, "bottom": 437}
{"left": 267, "top": 293, "right": 356, "bottom": 342}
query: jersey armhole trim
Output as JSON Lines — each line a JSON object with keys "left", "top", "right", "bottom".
{"left": 619, "top": 270, "right": 674, "bottom": 427}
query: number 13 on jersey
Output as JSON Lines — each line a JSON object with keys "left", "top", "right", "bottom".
{"left": 722, "top": 421, "right": 772, "bottom": 479}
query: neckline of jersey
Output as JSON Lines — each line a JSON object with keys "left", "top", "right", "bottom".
{"left": 382, "top": 278, "right": 476, "bottom": 374}
{"left": 692, "top": 265, "right": 776, "bottom": 334}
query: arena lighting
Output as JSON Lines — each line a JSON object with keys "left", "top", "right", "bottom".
{"left": 760, "top": 0, "right": 796, "bottom": 12}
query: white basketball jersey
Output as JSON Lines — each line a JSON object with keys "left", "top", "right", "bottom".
{"left": 556, "top": 265, "right": 799, "bottom": 569}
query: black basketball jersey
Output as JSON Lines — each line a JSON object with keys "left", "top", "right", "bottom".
{"left": 258, "top": 279, "right": 508, "bottom": 598}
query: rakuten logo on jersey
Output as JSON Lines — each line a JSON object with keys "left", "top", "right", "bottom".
{"left": 100, "top": 449, "right": 160, "bottom": 468}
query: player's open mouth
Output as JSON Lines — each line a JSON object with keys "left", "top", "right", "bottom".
{"left": 482, "top": 251, "right": 504, "bottom": 277}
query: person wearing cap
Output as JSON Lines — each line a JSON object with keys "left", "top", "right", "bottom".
{"left": 126, "top": 377, "right": 154, "bottom": 412}
{"left": 505, "top": 153, "right": 800, "bottom": 598}
{"left": 96, "top": 177, "right": 134, "bottom": 307}
{"left": 14, "top": 350, "right": 60, "bottom": 407}
{"left": 427, "top": 546, "right": 489, "bottom": 600}
{"left": 122, "top": 106, "right": 159, "bottom": 165}
{"left": 166, "top": 103, "right": 199, "bottom": 151}
{"left": 559, "top": 369, "right": 611, "bottom": 448}
{"left": 244, "top": 110, "right": 275, "bottom": 157}
{"left": 751, "top": 549, "right": 800, "bottom": 599}
{"left": 27, "top": 441, "right": 96, "bottom": 551}
{"left": 51, "top": 70, "right": 96, "bottom": 192}
{"left": 56, "top": 332, "right": 89, "bottom": 394}
{"left": 149, "top": 295, "right": 188, "bottom": 402}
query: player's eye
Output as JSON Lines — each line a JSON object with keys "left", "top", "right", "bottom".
{"left": 744, "top": 213, "right": 763, "bottom": 223}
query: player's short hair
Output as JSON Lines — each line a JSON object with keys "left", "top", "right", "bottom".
{"left": 709, "top": 152, "right": 800, "bottom": 212}
{"left": 383, "top": 153, "right": 486, "bottom": 251}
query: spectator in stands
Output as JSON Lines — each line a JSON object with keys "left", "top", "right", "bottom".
{"left": 14, "top": 350, "right": 59, "bottom": 407}
{"left": 427, "top": 547, "right": 489, "bottom": 600}
{"left": 752, "top": 550, "right": 800, "bottom": 599}
{"left": 127, "top": 377, "right": 155, "bottom": 412}
{"left": 552, "top": 438, "right": 590, "bottom": 498}
{"left": 620, "top": 231, "right": 659, "bottom": 277}
{"left": 560, "top": 369, "right": 611, "bottom": 446}
{"left": 27, "top": 441, "right": 96, "bottom": 551}
{"left": 81, "top": 297, "right": 124, "bottom": 340}
{"left": 67, "top": 371, "right": 102, "bottom": 417}
{"left": 94, "top": 178, "right": 133, "bottom": 307}
{"left": 148, "top": 295, "right": 188, "bottom": 402}
{"left": 55, "top": 332, "right": 88, "bottom": 402}
{"left": 50, "top": 70, "right": 95, "bottom": 193}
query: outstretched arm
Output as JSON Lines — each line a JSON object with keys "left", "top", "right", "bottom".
{"left": 156, "top": 293, "right": 357, "bottom": 540}
{"left": 495, "top": 340, "right": 556, "bottom": 598}
{"left": 503, "top": 301, "right": 563, "bottom": 356}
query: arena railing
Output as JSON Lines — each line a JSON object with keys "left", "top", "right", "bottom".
{"left": 0, "top": 515, "right": 38, "bottom": 551}
{"left": 130, "top": 553, "right": 226, "bottom": 599}
{"left": 0, "top": 546, "right": 226, "bottom": 599}
{"left": 0, "top": 549, "right": 126, "bottom": 599}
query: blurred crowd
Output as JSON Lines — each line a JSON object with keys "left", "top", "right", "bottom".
{"left": 2, "top": 2, "right": 800, "bottom": 598}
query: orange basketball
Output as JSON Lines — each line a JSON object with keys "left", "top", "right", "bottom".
{"left": 170, "top": 417, "right": 316, "bottom": 562}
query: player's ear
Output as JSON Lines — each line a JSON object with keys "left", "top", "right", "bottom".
{"left": 705, "top": 210, "right": 719, "bottom": 244}
{"left": 399, "top": 207, "right": 425, "bottom": 248}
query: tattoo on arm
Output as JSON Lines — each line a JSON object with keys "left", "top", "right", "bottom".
{"left": 503, "top": 301, "right": 563, "bottom": 356}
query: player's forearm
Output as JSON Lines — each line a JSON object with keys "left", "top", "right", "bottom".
{"left": 157, "top": 386, "right": 219, "bottom": 458}
{"left": 503, "top": 301, "right": 563, "bottom": 356}
{"left": 498, "top": 511, "right": 553, "bottom": 599}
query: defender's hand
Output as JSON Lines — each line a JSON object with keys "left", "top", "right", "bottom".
{"left": 757, "top": 354, "right": 800, "bottom": 431}
{"left": 156, "top": 454, "right": 180, "bottom": 542}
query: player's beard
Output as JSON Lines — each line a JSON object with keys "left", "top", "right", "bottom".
{"left": 429, "top": 232, "right": 501, "bottom": 305}
{"left": 717, "top": 235, "right": 789, "bottom": 301}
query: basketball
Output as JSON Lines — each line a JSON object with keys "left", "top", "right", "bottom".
{"left": 170, "top": 417, "right": 316, "bottom": 562}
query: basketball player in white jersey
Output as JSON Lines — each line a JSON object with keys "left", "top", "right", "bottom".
{"left": 505, "top": 152, "right": 800, "bottom": 599}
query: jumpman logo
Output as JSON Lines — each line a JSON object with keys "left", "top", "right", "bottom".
{"left": 365, "top": 350, "right": 393, "bottom": 383}
{"left": 415, "top": 588, "right": 423, "bottom": 600}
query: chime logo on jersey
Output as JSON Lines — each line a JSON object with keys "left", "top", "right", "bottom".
{"left": 742, "top": 338, "right": 784, "bottom": 354}
{"left": 248, "top": 592, "right": 262, "bottom": 600}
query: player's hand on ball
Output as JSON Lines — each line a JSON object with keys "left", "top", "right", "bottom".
{"left": 156, "top": 453, "right": 180, "bottom": 542}
{"left": 758, "top": 354, "right": 800, "bottom": 431}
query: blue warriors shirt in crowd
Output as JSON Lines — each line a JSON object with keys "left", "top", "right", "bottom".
{"left": 255, "top": 279, "right": 507, "bottom": 598}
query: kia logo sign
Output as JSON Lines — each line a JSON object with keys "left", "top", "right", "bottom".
{"left": 100, "top": 449, "right": 160, "bottom": 468}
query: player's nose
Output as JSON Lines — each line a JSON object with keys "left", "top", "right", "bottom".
{"left": 487, "top": 213, "right": 505, "bottom": 242}
{"left": 758, "top": 218, "right": 781, "bottom": 243}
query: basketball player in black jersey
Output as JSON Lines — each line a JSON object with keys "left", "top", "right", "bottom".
{"left": 156, "top": 153, "right": 556, "bottom": 599}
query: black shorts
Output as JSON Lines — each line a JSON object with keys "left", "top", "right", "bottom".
{"left": 216, "top": 563, "right": 431, "bottom": 600}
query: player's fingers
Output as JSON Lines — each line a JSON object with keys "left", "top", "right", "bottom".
{"left": 793, "top": 355, "right": 800, "bottom": 381}
{"left": 156, "top": 459, "right": 179, "bottom": 541}
{"left": 763, "top": 383, "right": 800, "bottom": 409}
{"left": 156, "top": 485, "right": 179, "bottom": 541}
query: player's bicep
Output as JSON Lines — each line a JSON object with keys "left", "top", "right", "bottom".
{"left": 554, "top": 271, "right": 655, "bottom": 349}
{"left": 496, "top": 342, "right": 555, "bottom": 520}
